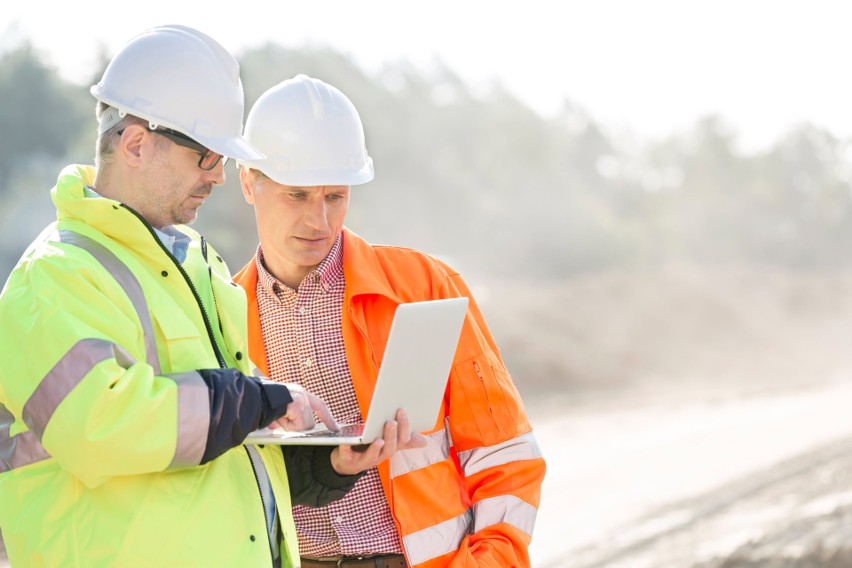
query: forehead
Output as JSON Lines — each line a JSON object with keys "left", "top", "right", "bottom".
{"left": 267, "top": 179, "right": 350, "bottom": 194}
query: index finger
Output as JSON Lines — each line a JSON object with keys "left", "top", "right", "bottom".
{"left": 308, "top": 393, "right": 340, "bottom": 432}
{"left": 395, "top": 408, "right": 412, "bottom": 443}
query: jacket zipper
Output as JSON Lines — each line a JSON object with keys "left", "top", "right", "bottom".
{"left": 121, "top": 205, "right": 226, "bottom": 368}
{"left": 200, "top": 237, "right": 225, "bottom": 336}
{"left": 349, "top": 306, "right": 378, "bottom": 375}
{"left": 120, "top": 206, "right": 275, "bottom": 562}
{"left": 350, "top": 302, "right": 411, "bottom": 566}
{"left": 472, "top": 361, "right": 494, "bottom": 413}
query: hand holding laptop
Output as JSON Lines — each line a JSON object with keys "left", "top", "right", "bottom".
{"left": 330, "top": 408, "right": 428, "bottom": 475}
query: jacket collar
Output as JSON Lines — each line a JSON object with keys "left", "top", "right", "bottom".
{"left": 340, "top": 227, "right": 402, "bottom": 305}
{"left": 52, "top": 164, "right": 199, "bottom": 264}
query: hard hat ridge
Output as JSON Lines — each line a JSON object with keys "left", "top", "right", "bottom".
{"left": 239, "top": 74, "right": 374, "bottom": 187}
{"left": 90, "top": 24, "right": 264, "bottom": 161}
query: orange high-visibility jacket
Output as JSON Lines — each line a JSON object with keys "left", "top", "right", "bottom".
{"left": 235, "top": 228, "right": 546, "bottom": 568}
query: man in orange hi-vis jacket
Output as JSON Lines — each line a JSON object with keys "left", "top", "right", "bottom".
{"left": 234, "top": 74, "right": 546, "bottom": 568}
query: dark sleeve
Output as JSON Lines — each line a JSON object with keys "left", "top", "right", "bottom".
{"left": 196, "top": 368, "right": 294, "bottom": 464}
{"left": 282, "top": 445, "right": 365, "bottom": 507}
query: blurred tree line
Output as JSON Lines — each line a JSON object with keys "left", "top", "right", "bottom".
{"left": 3, "top": 38, "right": 852, "bottom": 285}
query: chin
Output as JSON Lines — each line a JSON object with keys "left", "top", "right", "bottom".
{"left": 177, "top": 214, "right": 198, "bottom": 225}
{"left": 294, "top": 250, "right": 328, "bottom": 266}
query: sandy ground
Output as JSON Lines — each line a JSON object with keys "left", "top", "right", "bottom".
{"left": 528, "top": 378, "right": 852, "bottom": 568}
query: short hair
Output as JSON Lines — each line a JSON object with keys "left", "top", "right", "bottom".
{"left": 94, "top": 102, "right": 147, "bottom": 168}
{"left": 244, "top": 167, "right": 267, "bottom": 184}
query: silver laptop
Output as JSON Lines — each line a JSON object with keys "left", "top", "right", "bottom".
{"left": 244, "top": 297, "right": 469, "bottom": 446}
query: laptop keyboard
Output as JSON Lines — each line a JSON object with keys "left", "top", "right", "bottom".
{"left": 301, "top": 423, "right": 364, "bottom": 438}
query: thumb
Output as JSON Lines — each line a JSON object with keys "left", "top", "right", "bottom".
{"left": 407, "top": 433, "right": 429, "bottom": 449}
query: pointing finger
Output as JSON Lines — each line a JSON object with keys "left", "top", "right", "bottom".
{"left": 309, "top": 393, "right": 340, "bottom": 432}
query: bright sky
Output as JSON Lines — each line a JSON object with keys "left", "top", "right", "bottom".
{"left": 3, "top": 0, "right": 852, "bottom": 153}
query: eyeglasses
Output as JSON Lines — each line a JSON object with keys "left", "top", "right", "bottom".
{"left": 148, "top": 127, "right": 228, "bottom": 171}
{"left": 117, "top": 126, "right": 227, "bottom": 171}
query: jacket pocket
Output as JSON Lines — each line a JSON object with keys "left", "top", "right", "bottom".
{"left": 150, "top": 305, "right": 209, "bottom": 372}
{"left": 452, "top": 352, "right": 513, "bottom": 443}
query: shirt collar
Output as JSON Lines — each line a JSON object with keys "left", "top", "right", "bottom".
{"left": 255, "top": 233, "right": 344, "bottom": 296}
{"left": 153, "top": 225, "right": 191, "bottom": 263}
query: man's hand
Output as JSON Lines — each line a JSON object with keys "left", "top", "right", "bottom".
{"left": 330, "top": 409, "right": 428, "bottom": 475}
{"left": 271, "top": 383, "right": 339, "bottom": 432}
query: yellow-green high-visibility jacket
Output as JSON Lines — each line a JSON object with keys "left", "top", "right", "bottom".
{"left": 0, "top": 165, "right": 301, "bottom": 567}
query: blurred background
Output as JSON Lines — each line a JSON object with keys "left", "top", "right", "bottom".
{"left": 4, "top": 2, "right": 852, "bottom": 567}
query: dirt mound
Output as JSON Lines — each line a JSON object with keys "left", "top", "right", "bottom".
{"left": 641, "top": 434, "right": 852, "bottom": 568}
{"left": 708, "top": 547, "right": 852, "bottom": 568}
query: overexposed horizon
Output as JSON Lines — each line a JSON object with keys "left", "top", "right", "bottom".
{"left": 3, "top": 0, "right": 852, "bottom": 153}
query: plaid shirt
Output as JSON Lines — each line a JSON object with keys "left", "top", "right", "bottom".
{"left": 254, "top": 236, "right": 403, "bottom": 557}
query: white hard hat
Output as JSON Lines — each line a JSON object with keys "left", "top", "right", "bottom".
{"left": 239, "top": 74, "right": 374, "bottom": 186}
{"left": 90, "top": 24, "right": 264, "bottom": 161}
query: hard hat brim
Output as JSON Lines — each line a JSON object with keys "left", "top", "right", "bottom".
{"left": 212, "top": 135, "right": 266, "bottom": 162}
{"left": 91, "top": 92, "right": 266, "bottom": 162}
{"left": 238, "top": 157, "right": 374, "bottom": 187}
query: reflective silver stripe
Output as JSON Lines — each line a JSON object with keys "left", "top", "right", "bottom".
{"left": 23, "top": 338, "right": 116, "bottom": 437}
{"left": 0, "top": 405, "right": 50, "bottom": 473}
{"left": 111, "top": 342, "right": 138, "bottom": 370}
{"left": 4, "top": 340, "right": 134, "bottom": 473}
{"left": 400, "top": 432, "right": 542, "bottom": 564}
{"left": 58, "top": 230, "right": 161, "bottom": 375}
{"left": 390, "top": 429, "right": 449, "bottom": 478}
{"left": 403, "top": 509, "right": 473, "bottom": 566}
{"left": 403, "top": 496, "right": 538, "bottom": 565}
{"left": 456, "top": 432, "right": 542, "bottom": 476}
{"left": 162, "top": 371, "right": 210, "bottom": 468}
{"left": 473, "top": 494, "right": 538, "bottom": 538}
{"left": 443, "top": 417, "right": 454, "bottom": 446}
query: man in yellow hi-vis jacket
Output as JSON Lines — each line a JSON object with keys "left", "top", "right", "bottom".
{"left": 0, "top": 26, "right": 423, "bottom": 568}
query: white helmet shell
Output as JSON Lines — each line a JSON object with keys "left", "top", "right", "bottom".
{"left": 239, "top": 74, "right": 374, "bottom": 186}
{"left": 90, "top": 24, "right": 263, "bottom": 161}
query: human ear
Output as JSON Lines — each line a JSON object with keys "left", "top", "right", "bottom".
{"left": 118, "top": 124, "right": 147, "bottom": 167}
{"left": 239, "top": 166, "right": 256, "bottom": 205}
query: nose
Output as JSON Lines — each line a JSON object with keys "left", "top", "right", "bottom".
{"left": 303, "top": 198, "right": 329, "bottom": 230}
{"left": 204, "top": 159, "right": 226, "bottom": 186}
